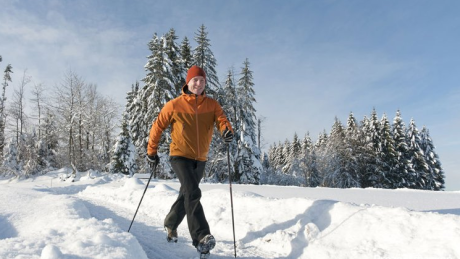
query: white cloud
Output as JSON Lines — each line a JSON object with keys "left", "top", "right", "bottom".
{"left": 0, "top": 2, "right": 145, "bottom": 107}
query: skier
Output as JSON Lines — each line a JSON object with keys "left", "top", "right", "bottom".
{"left": 146, "top": 65, "right": 234, "bottom": 258}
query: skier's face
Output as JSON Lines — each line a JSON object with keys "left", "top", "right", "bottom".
{"left": 188, "top": 76, "right": 206, "bottom": 95}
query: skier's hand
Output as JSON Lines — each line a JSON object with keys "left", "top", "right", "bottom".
{"left": 222, "top": 127, "right": 233, "bottom": 143}
{"left": 146, "top": 154, "right": 159, "bottom": 169}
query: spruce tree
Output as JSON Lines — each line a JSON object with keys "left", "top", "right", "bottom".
{"left": 299, "top": 132, "right": 321, "bottom": 187}
{"left": 109, "top": 116, "right": 137, "bottom": 175}
{"left": 344, "top": 112, "right": 362, "bottom": 187}
{"left": 131, "top": 33, "right": 175, "bottom": 172}
{"left": 392, "top": 110, "right": 411, "bottom": 188}
{"left": 110, "top": 83, "right": 139, "bottom": 175}
{"left": 378, "top": 114, "right": 399, "bottom": 188}
{"left": 23, "top": 131, "right": 43, "bottom": 176}
{"left": 359, "top": 115, "right": 375, "bottom": 187}
{"left": 180, "top": 37, "right": 195, "bottom": 73}
{"left": 210, "top": 69, "right": 238, "bottom": 182}
{"left": 127, "top": 83, "right": 143, "bottom": 161}
{"left": 284, "top": 132, "right": 301, "bottom": 182}
{"left": 165, "top": 28, "right": 185, "bottom": 96}
{"left": 323, "top": 117, "right": 357, "bottom": 188}
{"left": 281, "top": 139, "right": 290, "bottom": 173}
{"left": 360, "top": 109, "right": 383, "bottom": 187}
{"left": 291, "top": 133, "right": 302, "bottom": 160}
{"left": 2, "top": 138, "right": 19, "bottom": 175}
{"left": 233, "top": 59, "right": 262, "bottom": 184}
{"left": 301, "top": 132, "right": 313, "bottom": 158}
{"left": 271, "top": 141, "right": 284, "bottom": 171}
{"left": 179, "top": 36, "right": 194, "bottom": 85}
{"left": 41, "top": 109, "right": 59, "bottom": 168}
{"left": 193, "top": 24, "right": 219, "bottom": 97}
{"left": 419, "top": 126, "right": 445, "bottom": 190}
{"left": 406, "top": 119, "right": 429, "bottom": 189}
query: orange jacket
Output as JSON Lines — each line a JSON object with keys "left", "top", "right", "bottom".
{"left": 147, "top": 86, "right": 233, "bottom": 161}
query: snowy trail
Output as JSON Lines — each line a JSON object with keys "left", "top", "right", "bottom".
{"left": 74, "top": 179, "right": 238, "bottom": 259}
{"left": 78, "top": 194, "right": 212, "bottom": 258}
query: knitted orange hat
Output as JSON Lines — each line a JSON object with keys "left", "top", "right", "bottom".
{"left": 186, "top": 65, "right": 206, "bottom": 84}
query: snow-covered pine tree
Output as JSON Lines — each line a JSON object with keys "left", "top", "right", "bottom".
{"left": 301, "top": 132, "right": 312, "bottom": 158}
{"left": 207, "top": 69, "right": 238, "bottom": 182}
{"left": 1, "top": 61, "right": 12, "bottom": 163}
{"left": 22, "top": 131, "right": 44, "bottom": 177}
{"left": 234, "top": 58, "right": 262, "bottom": 184}
{"left": 360, "top": 110, "right": 382, "bottom": 188}
{"left": 179, "top": 36, "right": 194, "bottom": 85}
{"left": 127, "top": 83, "right": 143, "bottom": 163}
{"left": 109, "top": 115, "right": 137, "bottom": 176}
{"left": 259, "top": 151, "right": 271, "bottom": 184}
{"left": 193, "top": 24, "right": 219, "bottom": 98}
{"left": 268, "top": 141, "right": 283, "bottom": 171}
{"left": 313, "top": 130, "right": 328, "bottom": 183}
{"left": 392, "top": 110, "right": 411, "bottom": 188}
{"left": 131, "top": 33, "right": 175, "bottom": 174}
{"left": 264, "top": 143, "right": 279, "bottom": 185}
{"left": 322, "top": 117, "right": 356, "bottom": 188}
{"left": 41, "top": 108, "right": 59, "bottom": 168}
{"left": 343, "top": 112, "right": 362, "bottom": 188}
{"left": 283, "top": 132, "right": 303, "bottom": 185}
{"left": 109, "top": 83, "right": 139, "bottom": 176}
{"left": 305, "top": 148, "right": 321, "bottom": 187}
{"left": 2, "top": 138, "right": 19, "bottom": 176}
{"left": 165, "top": 28, "right": 185, "bottom": 97}
{"left": 419, "top": 126, "right": 445, "bottom": 190}
{"left": 280, "top": 139, "right": 291, "bottom": 173}
{"left": 35, "top": 138, "right": 49, "bottom": 171}
{"left": 290, "top": 133, "right": 302, "bottom": 161}
{"left": 314, "top": 130, "right": 328, "bottom": 150}
{"left": 298, "top": 132, "right": 321, "bottom": 187}
{"left": 221, "top": 69, "right": 238, "bottom": 128}
{"left": 378, "top": 113, "right": 399, "bottom": 188}
{"left": 284, "top": 132, "right": 302, "bottom": 180}
{"left": 406, "top": 119, "right": 429, "bottom": 189}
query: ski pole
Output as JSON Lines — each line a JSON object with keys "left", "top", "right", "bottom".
{"left": 227, "top": 144, "right": 237, "bottom": 258}
{"left": 128, "top": 163, "right": 157, "bottom": 232}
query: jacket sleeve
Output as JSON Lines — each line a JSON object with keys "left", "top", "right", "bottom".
{"left": 214, "top": 101, "right": 233, "bottom": 134}
{"left": 147, "top": 102, "right": 173, "bottom": 156}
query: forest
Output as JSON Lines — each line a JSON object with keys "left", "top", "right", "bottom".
{"left": 0, "top": 25, "right": 445, "bottom": 190}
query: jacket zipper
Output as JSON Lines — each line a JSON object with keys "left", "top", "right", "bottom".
{"left": 195, "top": 95, "right": 200, "bottom": 160}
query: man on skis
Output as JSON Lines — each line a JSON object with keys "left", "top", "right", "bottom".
{"left": 146, "top": 65, "right": 234, "bottom": 257}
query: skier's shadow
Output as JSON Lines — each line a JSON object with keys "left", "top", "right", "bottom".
{"left": 240, "top": 199, "right": 336, "bottom": 259}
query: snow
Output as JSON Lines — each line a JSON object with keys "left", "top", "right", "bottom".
{"left": 1, "top": 170, "right": 460, "bottom": 259}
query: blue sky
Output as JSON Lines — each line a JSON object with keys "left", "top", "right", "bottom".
{"left": 1, "top": 0, "right": 459, "bottom": 190}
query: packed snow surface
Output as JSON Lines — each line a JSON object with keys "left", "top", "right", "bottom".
{"left": 1, "top": 170, "right": 459, "bottom": 259}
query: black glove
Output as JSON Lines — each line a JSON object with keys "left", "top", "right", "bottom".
{"left": 222, "top": 128, "right": 233, "bottom": 143}
{"left": 146, "top": 154, "right": 159, "bottom": 169}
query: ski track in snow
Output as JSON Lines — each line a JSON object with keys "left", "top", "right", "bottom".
{"left": 77, "top": 194, "right": 202, "bottom": 259}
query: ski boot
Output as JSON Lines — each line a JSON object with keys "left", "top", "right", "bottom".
{"left": 165, "top": 227, "right": 178, "bottom": 243}
{"left": 196, "top": 234, "right": 215, "bottom": 258}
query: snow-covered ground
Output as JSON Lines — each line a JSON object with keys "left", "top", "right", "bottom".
{"left": 1, "top": 169, "right": 459, "bottom": 259}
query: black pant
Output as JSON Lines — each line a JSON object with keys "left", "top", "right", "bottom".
{"left": 164, "top": 156, "right": 210, "bottom": 246}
